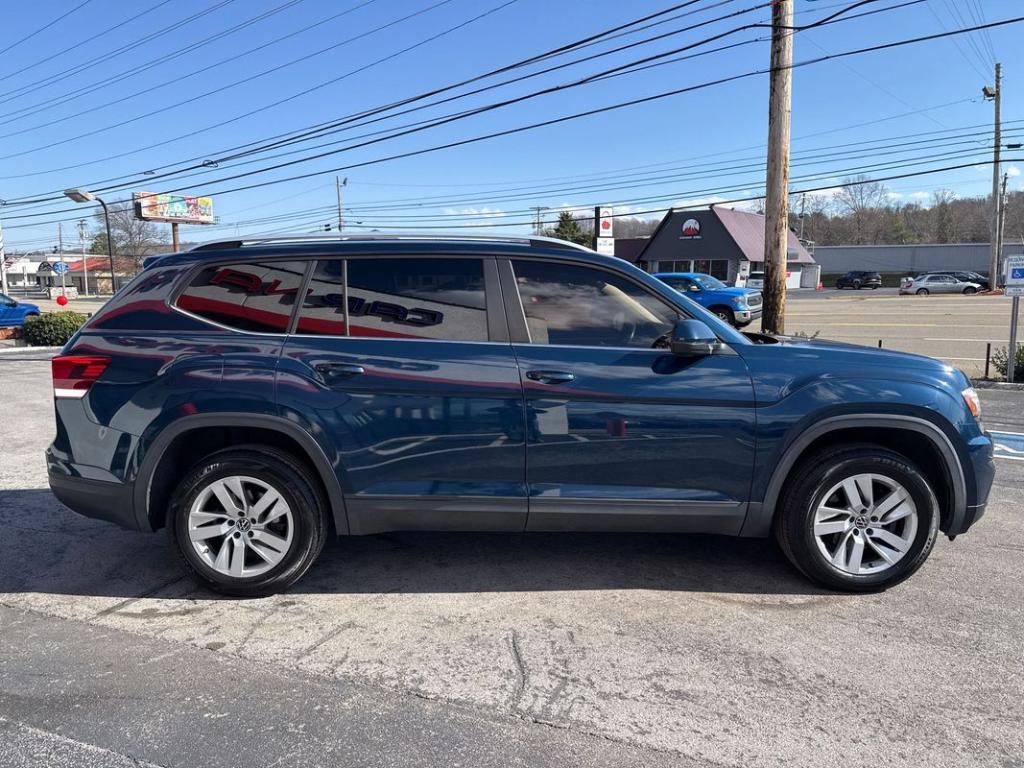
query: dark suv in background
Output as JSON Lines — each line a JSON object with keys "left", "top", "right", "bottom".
{"left": 47, "top": 235, "right": 993, "bottom": 596}
{"left": 835, "top": 271, "right": 882, "bottom": 289}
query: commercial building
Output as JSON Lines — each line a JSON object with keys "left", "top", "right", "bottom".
{"left": 616, "top": 206, "right": 817, "bottom": 288}
{"left": 813, "top": 242, "right": 1024, "bottom": 278}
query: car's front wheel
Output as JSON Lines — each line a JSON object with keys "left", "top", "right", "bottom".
{"left": 169, "top": 446, "right": 327, "bottom": 597}
{"left": 774, "top": 445, "right": 938, "bottom": 591}
{"left": 711, "top": 306, "right": 735, "bottom": 325}
{"left": 916, "top": 288, "right": 929, "bottom": 295}
{"left": 963, "top": 286, "right": 978, "bottom": 295}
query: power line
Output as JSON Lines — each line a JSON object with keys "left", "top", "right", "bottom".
{"left": 0, "top": 0, "right": 175, "bottom": 85}
{"left": 0, "top": 0, "right": 95, "bottom": 58}
{"left": 0, "top": 0, "right": 313, "bottom": 129}
{"left": 0, "top": 0, "right": 917, "bottom": 210}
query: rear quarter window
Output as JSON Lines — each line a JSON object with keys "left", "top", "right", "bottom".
{"left": 175, "top": 261, "right": 308, "bottom": 333}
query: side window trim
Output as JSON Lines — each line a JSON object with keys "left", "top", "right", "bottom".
{"left": 500, "top": 256, "right": 686, "bottom": 347}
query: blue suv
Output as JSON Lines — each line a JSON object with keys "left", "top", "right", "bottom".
{"left": 653, "top": 272, "right": 762, "bottom": 327}
{"left": 47, "top": 235, "right": 994, "bottom": 596}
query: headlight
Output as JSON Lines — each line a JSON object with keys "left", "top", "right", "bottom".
{"left": 962, "top": 387, "right": 981, "bottom": 419}
{"left": 731, "top": 296, "right": 746, "bottom": 307}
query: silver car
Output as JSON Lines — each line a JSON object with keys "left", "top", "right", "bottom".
{"left": 899, "top": 273, "right": 982, "bottom": 295}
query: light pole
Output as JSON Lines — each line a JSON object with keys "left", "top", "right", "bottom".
{"left": 64, "top": 188, "right": 117, "bottom": 293}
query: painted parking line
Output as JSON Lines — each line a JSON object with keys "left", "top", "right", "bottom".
{"left": 990, "top": 430, "right": 1024, "bottom": 461}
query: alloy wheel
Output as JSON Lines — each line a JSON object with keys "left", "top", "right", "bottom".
{"left": 187, "top": 475, "right": 294, "bottom": 578}
{"left": 812, "top": 473, "right": 918, "bottom": 576}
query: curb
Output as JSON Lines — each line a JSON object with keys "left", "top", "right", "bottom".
{"left": 0, "top": 345, "right": 61, "bottom": 355}
{"left": 973, "top": 379, "right": 1024, "bottom": 391}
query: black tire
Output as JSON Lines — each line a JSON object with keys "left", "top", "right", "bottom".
{"left": 870, "top": 285, "right": 879, "bottom": 290}
{"left": 853, "top": 281, "right": 862, "bottom": 290}
{"left": 711, "top": 306, "right": 735, "bottom": 325}
{"left": 835, "top": 283, "right": 844, "bottom": 289}
{"left": 773, "top": 444, "right": 939, "bottom": 592}
{"left": 169, "top": 445, "right": 328, "bottom": 597}
{"left": 963, "top": 286, "right": 977, "bottom": 295}
{"left": 916, "top": 288, "right": 929, "bottom": 295}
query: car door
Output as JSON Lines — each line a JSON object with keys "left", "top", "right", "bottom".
{"left": 0, "top": 294, "right": 14, "bottom": 325}
{"left": 933, "top": 275, "right": 957, "bottom": 293}
{"left": 500, "top": 257, "right": 757, "bottom": 534}
{"left": 277, "top": 254, "right": 527, "bottom": 535}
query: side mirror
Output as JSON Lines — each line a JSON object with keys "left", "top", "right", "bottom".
{"left": 670, "top": 319, "right": 718, "bottom": 357}
{"left": 688, "top": 284, "right": 701, "bottom": 292}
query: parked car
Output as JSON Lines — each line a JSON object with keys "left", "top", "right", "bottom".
{"left": 654, "top": 271, "right": 762, "bottom": 327}
{"left": 929, "top": 270, "right": 990, "bottom": 291}
{"left": 746, "top": 270, "right": 764, "bottom": 289}
{"left": 835, "top": 271, "right": 882, "bottom": 290}
{"left": 0, "top": 292, "right": 40, "bottom": 326}
{"left": 899, "top": 273, "right": 982, "bottom": 295}
{"left": 47, "top": 235, "right": 994, "bottom": 597}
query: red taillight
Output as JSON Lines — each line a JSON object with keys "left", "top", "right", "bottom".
{"left": 52, "top": 355, "right": 110, "bottom": 399}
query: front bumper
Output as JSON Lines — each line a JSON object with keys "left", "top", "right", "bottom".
{"left": 734, "top": 308, "right": 763, "bottom": 326}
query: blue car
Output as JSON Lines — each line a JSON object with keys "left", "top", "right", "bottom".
{"left": 654, "top": 272, "right": 762, "bottom": 327}
{"left": 0, "top": 292, "right": 40, "bottom": 326}
{"left": 47, "top": 235, "right": 993, "bottom": 596}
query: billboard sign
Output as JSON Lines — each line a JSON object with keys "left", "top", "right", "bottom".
{"left": 134, "top": 192, "right": 214, "bottom": 224}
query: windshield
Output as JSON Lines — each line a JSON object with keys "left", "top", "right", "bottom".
{"left": 693, "top": 275, "right": 727, "bottom": 290}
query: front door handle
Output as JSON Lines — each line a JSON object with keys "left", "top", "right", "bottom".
{"left": 315, "top": 362, "right": 366, "bottom": 380}
{"left": 526, "top": 369, "right": 575, "bottom": 385}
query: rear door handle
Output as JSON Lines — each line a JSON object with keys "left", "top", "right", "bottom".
{"left": 525, "top": 370, "right": 575, "bottom": 385}
{"left": 315, "top": 362, "right": 365, "bottom": 379}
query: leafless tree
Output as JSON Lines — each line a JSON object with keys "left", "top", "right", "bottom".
{"left": 92, "top": 203, "right": 161, "bottom": 270}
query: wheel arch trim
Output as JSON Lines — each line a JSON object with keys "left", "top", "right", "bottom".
{"left": 132, "top": 412, "right": 347, "bottom": 534}
{"left": 740, "top": 414, "right": 967, "bottom": 537}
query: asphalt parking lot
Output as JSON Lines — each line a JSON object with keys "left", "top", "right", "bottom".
{"left": 0, "top": 353, "right": 1022, "bottom": 768}
{"left": 782, "top": 289, "right": 1024, "bottom": 377}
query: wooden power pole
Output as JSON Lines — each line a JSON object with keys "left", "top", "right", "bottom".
{"left": 762, "top": 0, "right": 793, "bottom": 334}
{"left": 987, "top": 63, "right": 1002, "bottom": 286}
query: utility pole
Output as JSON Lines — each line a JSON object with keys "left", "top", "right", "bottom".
{"left": 996, "top": 172, "right": 1009, "bottom": 285}
{"left": 0, "top": 215, "right": 7, "bottom": 295}
{"left": 58, "top": 222, "right": 67, "bottom": 298}
{"left": 78, "top": 219, "right": 89, "bottom": 296}
{"left": 762, "top": 0, "right": 793, "bottom": 334}
{"left": 798, "top": 192, "right": 807, "bottom": 241}
{"left": 530, "top": 206, "right": 548, "bottom": 235}
{"left": 986, "top": 63, "right": 1002, "bottom": 286}
{"left": 336, "top": 176, "right": 347, "bottom": 232}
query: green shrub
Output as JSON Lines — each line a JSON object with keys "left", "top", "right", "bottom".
{"left": 23, "top": 311, "right": 87, "bottom": 347}
{"left": 992, "top": 345, "right": 1024, "bottom": 381}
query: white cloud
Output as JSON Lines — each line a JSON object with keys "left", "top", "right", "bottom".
{"left": 1007, "top": 165, "right": 1021, "bottom": 178}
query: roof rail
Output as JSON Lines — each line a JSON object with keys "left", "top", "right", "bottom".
{"left": 189, "top": 232, "right": 594, "bottom": 253}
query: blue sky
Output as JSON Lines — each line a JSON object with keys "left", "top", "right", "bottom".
{"left": 1, "top": 0, "right": 1022, "bottom": 251}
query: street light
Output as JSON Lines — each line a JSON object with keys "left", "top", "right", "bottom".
{"left": 64, "top": 188, "right": 117, "bottom": 293}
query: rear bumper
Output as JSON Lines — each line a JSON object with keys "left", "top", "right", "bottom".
{"left": 47, "top": 450, "right": 142, "bottom": 531}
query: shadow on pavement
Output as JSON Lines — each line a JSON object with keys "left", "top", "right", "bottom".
{"left": 0, "top": 487, "right": 827, "bottom": 599}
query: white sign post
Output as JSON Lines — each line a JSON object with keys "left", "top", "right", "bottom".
{"left": 1006, "top": 254, "right": 1024, "bottom": 382}
{"left": 595, "top": 206, "right": 615, "bottom": 256}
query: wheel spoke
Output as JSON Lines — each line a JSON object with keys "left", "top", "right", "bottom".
{"left": 211, "top": 481, "right": 243, "bottom": 515}
{"left": 213, "top": 537, "right": 232, "bottom": 572}
{"left": 224, "top": 477, "right": 247, "bottom": 511}
{"left": 818, "top": 505, "right": 851, "bottom": 519}
{"left": 191, "top": 510, "right": 229, "bottom": 525}
{"left": 846, "top": 534, "right": 865, "bottom": 573}
{"left": 251, "top": 487, "right": 284, "bottom": 522}
{"left": 871, "top": 527, "right": 911, "bottom": 554}
{"left": 873, "top": 487, "right": 908, "bottom": 518}
{"left": 251, "top": 529, "right": 289, "bottom": 554}
{"left": 228, "top": 536, "right": 245, "bottom": 577}
{"left": 248, "top": 539, "right": 278, "bottom": 565}
{"left": 814, "top": 519, "right": 849, "bottom": 536}
{"left": 866, "top": 536, "right": 898, "bottom": 564}
{"left": 830, "top": 530, "right": 853, "bottom": 568}
{"left": 189, "top": 521, "right": 231, "bottom": 542}
{"left": 880, "top": 503, "right": 913, "bottom": 525}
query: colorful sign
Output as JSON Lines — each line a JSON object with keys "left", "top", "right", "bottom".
{"left": 134, "top": 192, "right": 214, "bottom": 224}
{"left": 680, "top": 218, "right": 701, "bottom": 239}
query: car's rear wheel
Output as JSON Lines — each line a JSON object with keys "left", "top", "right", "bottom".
{"left": 169, "top": 446, "right": 327, "bottom": 597}
{"left": 853, "top": 281, "right": 862, "bottom": 290}
{"left": 774, "top": 445, "right": 938, "bottom": 592}
{"left": 916, "top": 288, "right": 929, "bottom": 295}
{"left": 963, "top": 286, "right": 978, "bottom": 295}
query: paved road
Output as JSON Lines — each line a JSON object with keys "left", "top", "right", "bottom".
{"left": 0, "top": 359, "right": 1022, "bottom": 768}
{"left": 779, "top": 291, "right": 1024, "bottom": 377}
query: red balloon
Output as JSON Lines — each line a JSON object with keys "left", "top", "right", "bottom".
{"left": 56, "top": 295, "right": 68, "bottom": 306}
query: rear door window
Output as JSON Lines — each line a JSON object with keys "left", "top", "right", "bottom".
{"left": 175, "top": 261, "right": 307, "bottom": 333}
{"left": 296, "top": 257, "right": 489, "bottom": 341}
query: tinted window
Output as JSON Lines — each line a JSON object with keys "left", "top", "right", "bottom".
{"left": 176, "top": 261, "right": 307, "bottom": 333}
{"left": 512, "top": 260, "right": 679, "bottom": 347}
{"left": 297, "top": 257, "right": 488, "bottom": 341}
